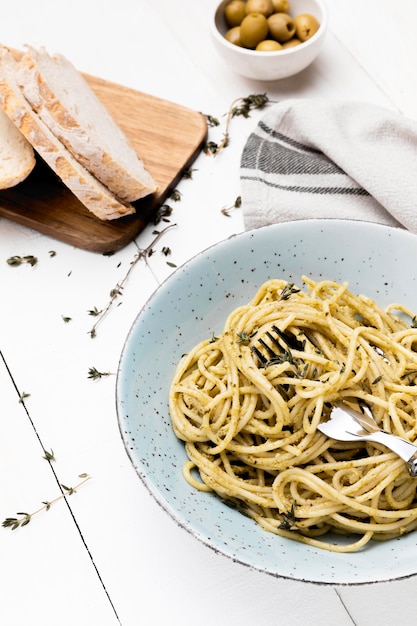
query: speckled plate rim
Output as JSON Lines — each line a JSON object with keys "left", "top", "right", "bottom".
{"left": 116, "top": 219, "right": 417, "bottom": 586}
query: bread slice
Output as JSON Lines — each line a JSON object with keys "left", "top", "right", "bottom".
{"left": 0, "top": 47, "right": 135, "bottom": 220}
{"left": 0, "top": 106, "right": 35, "bottom": 188}
{"left": 17, "top": 46, "right": 157, "bottom": 203}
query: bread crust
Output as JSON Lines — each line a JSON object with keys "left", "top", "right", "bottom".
{"left": 18, "top": 48, "right": 157, "bottom": 202}
{"left": 0, "top": 47, "right": 135, "bottom": 220}
{"left": 0, "top": 107, "right": 35, "bottom": 188}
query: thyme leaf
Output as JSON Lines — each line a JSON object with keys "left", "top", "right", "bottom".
{"left": 109, "top": 286, "right": 123, "bottom": 298}
{"left": 182, "top": 168, "right": 197, "bottom": 180}
{"left": 2, "top": 513, "right": 31, "bottom": 530}
{"left": 87, "top": 367, "right": 112, "bottom": 380}
{"left": 169, "top": 189, "right": 182, "bottom": 202}
{"left": 204, "top": 140, "right": 220, "bottom": 155}
{"left": 43, "top": 449, "right": 56, "bottom": 462}
{"left": 266, "top": 348, "right": 294, "bottom": 367}
{"left": 153, "top": 204, "right": 173, "bottom": 225}
{"left": 203, "top": 113, "right": 220, "bottom": 127}
{"left": 18, "top": 392, "right": 30, "bottom": 404}
{"left": 88, "top": 306, "right": 102, "bottom": 317}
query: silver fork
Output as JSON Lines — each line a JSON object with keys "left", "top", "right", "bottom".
{"left": 318, "top": 403, "right": 417, "bottom": 477}
{"left": 251, "top": 326, "right": 417, "bottom": 477}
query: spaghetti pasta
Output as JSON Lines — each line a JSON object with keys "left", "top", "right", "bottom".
{"left": 169, "top": 277, "right": 417, "bottom": 552}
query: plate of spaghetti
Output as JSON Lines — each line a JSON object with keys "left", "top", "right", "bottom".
{"left": 117, "top": 219, "right": 417, "bottom": 584}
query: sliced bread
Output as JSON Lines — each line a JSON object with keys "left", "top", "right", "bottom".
{"left": 17, "top": 46, "right": 157, "bottom": 203}
{"left": 0, "top": 47, "right": 135, "bottom": 220}
{"left": 0, "top": 106, "right": 35, "bottom": 188}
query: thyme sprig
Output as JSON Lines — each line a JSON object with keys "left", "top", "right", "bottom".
{"left": 211, "top": 93, "right": 271, "bottom": 156}
{"left": 2, "top": 473, "right": 91, "bottom": 531}
{"left": 278, "top": 503, "right": 299, "bottom": 531}
{"left": 236, "top": 330, "right": 257, "bottom": 345}
{"left": 6, "top": 254, "right": 38, "bottom": 267}
{"left": 231, "top": 93, "right": 271, "bottom": 118}
{"left": 221, "top": 196, "right": 242, "bottom": 216}
{"left": 88, "top": 224, "right": 176, "bottom": 338}
{"left": 279, "top": 283, "right": 300, "bottom": 301}
{"left": 265, "top": 347, "right": 295, "bottom": 367}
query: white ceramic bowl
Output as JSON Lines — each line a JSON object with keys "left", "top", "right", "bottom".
{"left": 117, "top": 219, "right": 417, "bottom": 585}
{"left": 211, "top": 0, "right": 328, "bottom": 81}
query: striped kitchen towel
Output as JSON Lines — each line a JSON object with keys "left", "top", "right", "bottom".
{"left": 240, "top": 98, "right": 417, "bottom": 233}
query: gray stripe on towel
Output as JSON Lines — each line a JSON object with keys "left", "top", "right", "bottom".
{"left": 240, "top": 174, "right": 371, "bottom": 196}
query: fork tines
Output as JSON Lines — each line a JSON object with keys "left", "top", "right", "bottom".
{"left": 252, "top": 326, "right": 304, "bottom": 366}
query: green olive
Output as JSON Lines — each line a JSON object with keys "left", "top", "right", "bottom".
{"left": 224, "top": 0, "right": 247, "bottom": 27}
{"left": 240, "top": 13, "right": 269, "bottom": 48}
{"left": 271, "top": 0, "right": 290, "bottom": 11}
{"left": 267, "top": 12, "right": 296, "bottom": 43}
{"left": 294, "top": 13, "right": 320, "bottom": 41}
{"left": 256, "top": 39, "right": 283, "bottom": 51}
{"left": 281, "top": 37, "right": 302, "bottom": 48}
{"left": 225, "top": 26, "right": 243, "bottom": 46}
{"left": 245, "top": 0, "right": 274, "bottom": 17}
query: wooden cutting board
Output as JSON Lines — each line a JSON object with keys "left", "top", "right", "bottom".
{"left": 0, "top": 67, "right": 207, "bottom": 253}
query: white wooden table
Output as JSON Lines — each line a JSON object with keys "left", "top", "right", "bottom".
{"left": 1, "top": 2, "right": 416, "bottom": 624}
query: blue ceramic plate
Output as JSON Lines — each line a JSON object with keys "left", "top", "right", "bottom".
{"left": 116, "top": 219, "right": 417, "bottom": 585}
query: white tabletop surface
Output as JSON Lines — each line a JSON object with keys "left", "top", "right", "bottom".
{"left": 1, "top": 1, "right": 417, "bottom": 624}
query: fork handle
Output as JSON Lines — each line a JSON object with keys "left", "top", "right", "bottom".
{"left": 369, "top": 431, "right": 417, "bottom": 477}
